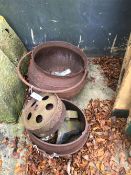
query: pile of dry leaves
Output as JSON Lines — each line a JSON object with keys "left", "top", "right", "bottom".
{"left": 26, "top": 99, "right": 131, "bottom": 175}
{"left": 93, "top": 56, "right": 123, "bottom": 91}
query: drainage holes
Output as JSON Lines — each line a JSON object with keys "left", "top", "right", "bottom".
{"left": 46, "top": 103, "right": 53, "bottom": 110}
{"left": 27, "top": 112, "right": 32, "bottom": 120}
{"left": 42, "top": 96, "right": 49, "bottom": 100}
{"left": 31, "top": 101, "right": 36, "bottom": 107}
{"left": 36, "top": 115, "right": 43, "bottom": 123}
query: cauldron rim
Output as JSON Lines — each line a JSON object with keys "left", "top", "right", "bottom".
{"left": 31, "top": 41, "right": 87, "bottom": 78}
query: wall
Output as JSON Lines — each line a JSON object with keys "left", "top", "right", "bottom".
{"left": 0, "top": 0, "right": 131, "bottom": 56}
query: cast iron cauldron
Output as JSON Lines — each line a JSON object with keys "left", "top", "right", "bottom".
{"left": 17, "top": 41, "right": 88, "bottom": 99}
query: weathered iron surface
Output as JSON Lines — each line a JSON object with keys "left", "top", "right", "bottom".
{"left": 17, "top": 42, "right": 88, "bottom": 99}
{"left": 29, "top": 41, "right": 87, "bottom": 88}
{"left": 27, "top": 99, "right": 89, "bottom": 156}
{"left": 22, "top": 93, "right": 66, "bottom": 137}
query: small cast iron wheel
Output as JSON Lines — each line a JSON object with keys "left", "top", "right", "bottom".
{"left": 22, "top": 93, "right": 66, "bottom": 137}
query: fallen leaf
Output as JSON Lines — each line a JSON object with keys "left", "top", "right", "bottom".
{"left": 82, "top": 155, "right": 89, "bottom": 161}
{"left": 14, "top": 163, "right": 25, "bottom": 175}
{"left": 0, "top": 159, "right": 2, "bottom": 169}
{"left": 96, "top": 138, "right": 106, "bottom": 143}
{"left": 97, "top": 148, "right": 104, "bottom": 157}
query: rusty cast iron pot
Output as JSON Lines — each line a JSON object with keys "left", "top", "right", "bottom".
{"left": 27, "top": 99, "right": 89, "bottom": 156}
{"left": 29, "top": 41, "right": 87, "bottom": 90}
{"left": 22, "top": 93, "right": 66, "bottom": 137}
{"left": 17, "top": 53, "right": 87, "bottom": 99}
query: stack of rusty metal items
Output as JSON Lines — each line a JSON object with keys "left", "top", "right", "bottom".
{"left": 17, "top": 41, "right": 89, "bottom": 156}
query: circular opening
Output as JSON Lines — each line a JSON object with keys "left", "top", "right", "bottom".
{"left": 31, "top": 101, "right": 36, "bottom": 107}
{"left": 46, "top": 103, "right": 53, "bottom": 110}
{"left": 42, "top": 96, "right": 49, "bottom": 100}
{"left": 27, "top": 112, "right": 32, "bottom": 120}
{"left": 34, "top": 46, "right": 84, "bottom": 76}
{"left": 36, "top": 115, "right": 43, "bottom": 123}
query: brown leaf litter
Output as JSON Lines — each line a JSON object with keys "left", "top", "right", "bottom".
{"left": 25, "top": 99, "right": 131, "bottom": 175}
{"left": 93, "top": 56, "right": 123, "bottom": 91}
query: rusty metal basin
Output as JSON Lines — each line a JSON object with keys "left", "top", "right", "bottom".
{"left": 29, "top": 41, "right": 87, "bottom": 89}
{"left": 17, "top": 41, "right": 88, "bottom": 99}
{"left": 27, "top": 99, "right": 89, "bottom": 156}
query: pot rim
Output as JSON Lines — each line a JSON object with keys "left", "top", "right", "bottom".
{"left": 31, "top": 41, "right": 87, "bottom": 78}
{"left": 17, "top": 51, "right": 88, "bottom": 93}
{"left": 27, "top": 99, "right": 89, "bottom": 147}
